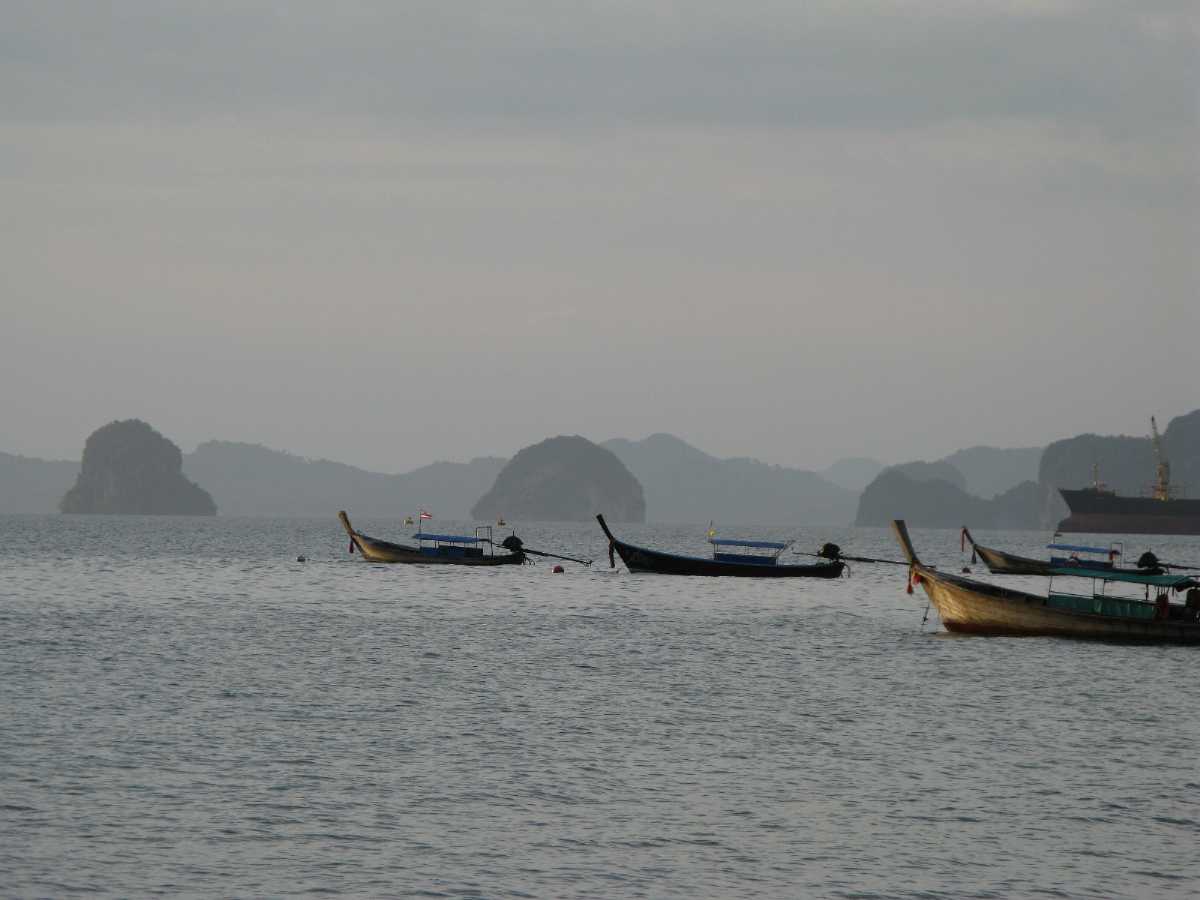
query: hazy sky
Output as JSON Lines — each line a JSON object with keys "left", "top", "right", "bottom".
{"left": 3, "top": 1, "right": 1197, "bottom": 473}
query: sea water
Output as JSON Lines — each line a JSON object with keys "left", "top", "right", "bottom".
{"left": 2, "top": 515, "right": 1198, "bottom": 898}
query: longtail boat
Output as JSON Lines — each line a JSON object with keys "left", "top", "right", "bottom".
{"left": 596, "top": 514, "right": 844, "bottom": 578}
{"left": 894, "top": 520, "right": 1200, "bottom": 642}
{"left": 338, "top": 511, "right": 526, "bottom": 566}
{"left": 960, "top": 527, "right": 1124, "bottom": 577}
{"left": 959, "top": 527, "right": 1170, "bottom": 579}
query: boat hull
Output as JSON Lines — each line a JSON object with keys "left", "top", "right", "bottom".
{"left": 596, "top": 515, "right": 843, "bottom": 578}
{"left": 961, "top": 528, "right": 1169, "bottom": 581}
{"left": 353, "top": 534, "right": 524, "bottom": 566}
{"left": 338, "top": 512, "right": 525, "bottom": 566}
{"left": 614, "top": 542, "right": 842, "bottom": 577}
{"left": 895, "top": 520, "right": 1200, "bottom": 643}
{"left": 972, "top": 543, "right": 1054, "bottom": 577}
{"left": 917, "top": 570, "right": 1200, "bottom": 642}
{"left": 1058, "top": 489, "right": 1200, "bottom": 535}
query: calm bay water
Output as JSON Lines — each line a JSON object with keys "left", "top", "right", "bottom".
{"left": 2, "top": 514, "right": 1198, "bottom": 898}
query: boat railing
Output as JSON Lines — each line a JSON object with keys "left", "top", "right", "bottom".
{"left": 708, "top": 537, "right": 792, "bottom": 566}
{"left": 1045, "top": 591, "right": 1158, "bottom": 620}
{"left": 476, "top": 525, "right": 495, "bottom": 556}
{"left": 412, "top": 530, "right": 487, "bottom": 559}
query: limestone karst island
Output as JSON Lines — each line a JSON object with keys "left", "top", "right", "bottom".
{"left": 60, "top": 420, "right": 217, "bottom": 515}
{"left": 471, "top": 435, "right": 646, "bottom": 523}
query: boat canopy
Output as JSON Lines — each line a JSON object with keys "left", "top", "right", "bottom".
{"left": 1047, "top": 543, "right": 1115, "bottom": 555}
{"left": 412, "top": 532, "right": 481, "bottom": 544}
{"left": 708, "top": 538, "right": 790, "bottom": 550}
{"left": 1048, "top": 566, "right": 1196, "bottom": 588}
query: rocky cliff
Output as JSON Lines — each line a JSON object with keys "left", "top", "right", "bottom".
{"left": 471, "top": 435, "right": 645, "bottom": 522}
{"left": 60, "top": 420, "right": 216, "bottom": 515}
{"left": 0, "top": 453, "right": 79, "bottom": 514}
{"left": 183, "top": 440, "right": 505, "bottom": 518}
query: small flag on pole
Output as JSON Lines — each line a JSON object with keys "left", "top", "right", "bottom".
{"left": 706, "top": 520, "right": 716, "bottom": 538}
{"left": 419, "top": 510, "right": 433, "bottom": 520}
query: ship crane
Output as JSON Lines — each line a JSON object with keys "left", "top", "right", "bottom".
{"left": 1151, "top": 416, "right": 1172, "bottom": 501}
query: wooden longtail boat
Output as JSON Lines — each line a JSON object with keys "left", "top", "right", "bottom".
{"left": 894, "top": 520, "right": 1200, "bottom": 642}
{"left": 596, "top": 514, "right": 844, "bottom": 578}
{"left": 959, "top": 526, "right": 1055, "bottom": 576}
{"left": 338, "top": 511, "right": 526, "bottom": 566}
{"left": 959, "top": 527, "right": 1166, "bottom": 579}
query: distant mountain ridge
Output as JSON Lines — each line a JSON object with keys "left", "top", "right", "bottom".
{"left": 819, "top": 457, "right": 885, "bottom": 492}
{"left": 603, "top": 433, "right": 857, "bottom": 525}
{"left": 184, "top": 441, "right": 506, "bottom": 519}
{"left": 5, "top": 411, "right": 1194, "bottom": 525}
{"left": 944, "top": 445, "right": 1042, "bottom": 499}
{"left": 0, "top": 452, "right": 80, "bottom": 514}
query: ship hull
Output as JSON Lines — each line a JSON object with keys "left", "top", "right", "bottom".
{"left": 1058, "top": 489, "right": 1200, "bottom": 536}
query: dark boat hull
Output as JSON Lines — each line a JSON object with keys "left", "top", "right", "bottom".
{"left": 962, "top": 527, "right": 1124, "bottom": 578}
{"left": 596, "top": 515, "right": 844, "bottom": 578}
{"left": 972, "top": 543, "right": 1054, "bottom": 577}
{"left": 1058, "top": 489, "right": 1200, "bottom": 536}
{"left": 338, "top": 511, "right": 525, "bottom": 566}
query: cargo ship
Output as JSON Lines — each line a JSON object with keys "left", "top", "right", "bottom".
{"left": 1057, "top": 417, "right": 1200, "bottom": 535}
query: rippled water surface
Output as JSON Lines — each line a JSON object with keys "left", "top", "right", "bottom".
{"left": 2, "top": 515, "right": 1198, "bottom": 898}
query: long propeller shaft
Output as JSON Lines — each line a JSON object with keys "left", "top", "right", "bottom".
{"left": 482, "top": 537, "right": 592, "bottom": 566}
{"left": 522, "top": 547, "right": 593, "bottom": 566}
{"left": 795, "top": 550, "right": 908, "bottom": 566}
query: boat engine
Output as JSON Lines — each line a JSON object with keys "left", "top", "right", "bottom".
{"left": 1137, "top": 551, "right": 1161, "bottom": 572}
{"left": 817, "top": 542, "right": 843, "bottom": 561}
{"left": 501, "top": 535, "right": 525, "bottom": 554}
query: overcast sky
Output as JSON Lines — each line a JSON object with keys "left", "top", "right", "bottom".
{"left": 3, "top": 1, "right": 1197, "bottom": 473}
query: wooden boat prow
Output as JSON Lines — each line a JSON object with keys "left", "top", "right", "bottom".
{"left": 894, "top": 520, "right": 1200, "bottom": 643}
{"left": 339, "top": 510, "right": 420, "bottom": 560}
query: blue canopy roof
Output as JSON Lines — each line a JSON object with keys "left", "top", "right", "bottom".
{"left": 412, "top": 532, "right": 481, "bottom": 544}
{"left": 708, "top": 538, "right": 790, "bottom": 550}
{"left": 1047, "top": 543, "right": 1116, "bottom": 555}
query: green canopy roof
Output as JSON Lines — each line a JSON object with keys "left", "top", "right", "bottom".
{"left": 1048, "top": 566, "right": 1197, "bottom": 589}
